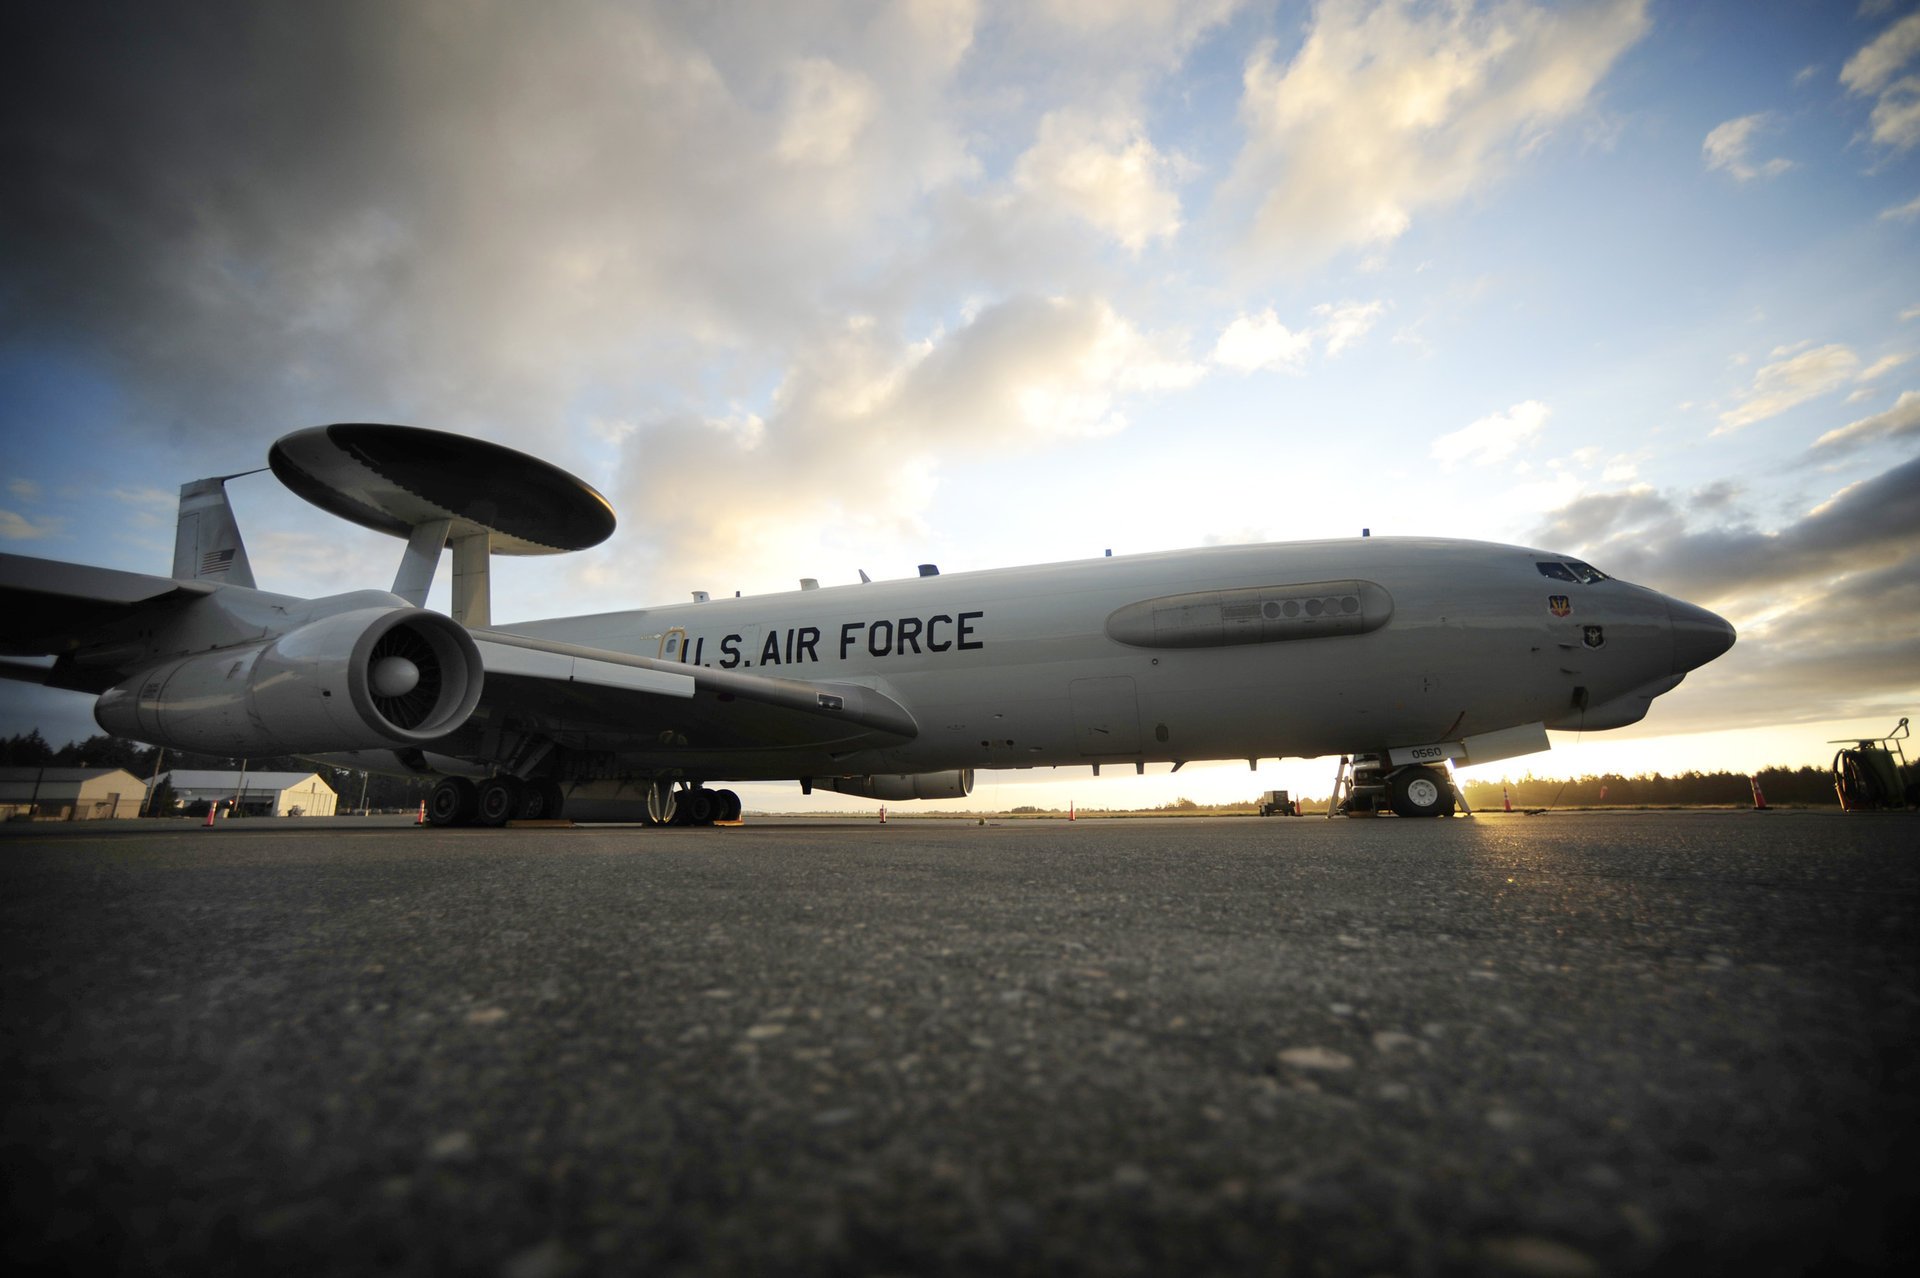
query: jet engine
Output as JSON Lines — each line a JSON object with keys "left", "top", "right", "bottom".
{"left": 817, "top": 770, "right": 975, "bottom": 801}
{"left": 95, "top": 606, "right": 482, "bottom": 755}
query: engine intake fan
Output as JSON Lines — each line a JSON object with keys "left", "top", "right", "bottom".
{"left": 96, "top": 607, "right": 483, "bottom": 755}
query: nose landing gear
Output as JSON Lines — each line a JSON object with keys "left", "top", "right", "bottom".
{"left": 1329, "top": 755, "right": 1462, "bottom": 818}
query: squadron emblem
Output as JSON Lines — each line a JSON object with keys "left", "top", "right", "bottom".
{"left": 1583, "top": 625, "right": 1605, "bottom": 649}
{"left": 1548, "top": 595, "right": 1571, "bottom": 617}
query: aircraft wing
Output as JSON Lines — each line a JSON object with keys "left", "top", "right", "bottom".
{"left": 462, "top": 630, "right": 919, "bottom": 760}
{"left": 0, "top": 553, "right": 215, "bottom": 665}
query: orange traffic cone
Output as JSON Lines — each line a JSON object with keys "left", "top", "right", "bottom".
{"left": 1502, "top": 783, "right": 1513, "bottom": 813}
{"left": 1750, "top": 776, "right": 1770, "bottom": 810}
{"left": 1068, "top": 800, "right": 1075, "bottom": 822}
{"left": 878, "top": 805, "right": 887, "bottom": 824}
{"left": 202, "top": 805, "right": 216, "bottom": 827}
{"left": 416, "top": 800, "right": 427, "bottom": 826}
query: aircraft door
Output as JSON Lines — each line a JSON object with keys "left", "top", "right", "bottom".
{"left": 1070, "top": 676, "right": 1142, "bottom": 756}
{"left": 659, "top": 627, "right": 689, "bottom": 662}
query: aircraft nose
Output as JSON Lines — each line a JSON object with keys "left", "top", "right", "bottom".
{"left": 1668, "top": 598, "right": 1736, "bottom": 674}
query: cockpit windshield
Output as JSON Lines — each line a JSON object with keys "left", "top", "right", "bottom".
{"left": 1537, "top": 560, "right": 1610, "bottom": 584}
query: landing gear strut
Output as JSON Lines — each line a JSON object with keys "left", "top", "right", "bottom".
{"left": 1329, "top": 755, "right": 1459, "bottom": 818}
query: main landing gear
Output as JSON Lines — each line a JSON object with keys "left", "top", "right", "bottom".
{"left": 1329, "top": 755, "right": 1462, "bottom": 818}
{"left": 424, "top": 777, "right": 741, "bottom": 828}
{"left": 637, "top": 782, "right": 743, "bottom": 827}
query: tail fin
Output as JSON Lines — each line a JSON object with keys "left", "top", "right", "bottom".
{"left": 172, "top": 473, "right": 263, "bottom": 587}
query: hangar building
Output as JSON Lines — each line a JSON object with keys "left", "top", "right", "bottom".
{"left": 0, "top": 767, "right": 148, "bottom": 820}
{"left": 165, "top": 771, "right": 340, "bottom": 818}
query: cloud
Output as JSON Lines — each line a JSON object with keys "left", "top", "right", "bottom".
{"left": 1841, "top": 10, "right": 1920, "bottom": 150}
{"left": 1313, "top": 301, "right": 1385, "bottom": 355}
{"left": 1013, "top": 109, "right": 1182, "bottom": 252}
{"left": 1212, "top": 310, "right": 1313, "bottom": 373}
{"left": 775, "top": 57, "right": 879, "bottom": 165}
{"left": 0, "top": 1, "right": 986, "bottom": 447}
{"left": 1210, "top": 299, "right": 1385, "bottom": 372}
{"left": 1220, "top": 0, "right": 1650, "bottom": 262}
{"left": 0, "top": 509, "right": 61, "bottom": 540}
{"left": 1531, "top": 452, "right": 1920, "bottom": 603}
{"left": 1430, "top": 400, "right": 1550, "bottom": 468}
{"left": 606, "top": 295, "right": 1202, "bottom": 590}
{"left": 1702, "top": 113, "right": 1793, "bottom": 180}
{"left": 1812, "top": 389, "right": 1920, "bottom": 453}
{"left": 1717, "top": 343, "right": 1861, "bottom": 432}
{"left": 8, "top": 478, "right": 38, "bottom": 501}
{"left": 1880, "top": 192, "right": 1920, "bottom": 220}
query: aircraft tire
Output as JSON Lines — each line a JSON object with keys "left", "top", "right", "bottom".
{"left": 714, "top": 789, "right": 742, "bottom": 822}
{"left": 476, "top": 776, "right": 523, "bottom": 826}
{"left": 427, "top": 776, "right": 478, "bottom": 827}
{"left": 679, "top": 787, "right": 717, "bottom": 826}
{"left": 1388, "top": 766, "right": 1452, "bottom": 818}
{"left": 519, "top": 779, "right": 565, "bottom": 821}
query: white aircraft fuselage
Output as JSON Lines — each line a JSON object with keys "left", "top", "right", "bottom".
{"left": 491, "top": 535, "right": 1726, "bottom": 779}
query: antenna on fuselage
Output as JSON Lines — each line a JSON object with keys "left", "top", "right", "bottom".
{"left": 266, "top": 423, "right": 616, "bottom": 627}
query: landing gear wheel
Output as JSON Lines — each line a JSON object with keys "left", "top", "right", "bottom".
{"left": 1388, "top": 766, "right": 1453, "bottom": 818}
{"left": 476, "top": 776, "right": 523, "bottom": 826}
{"left": 677, "top": 787, "right": 717, "bottom": 826}
{"left": 518, "top": 779, "right": 566, "bottom": 821}
{"left": 427, "top": 776, "right": 478, "bottom": 827}
{"left": 713, "top": 789, "right": 742, "bottom": 822}
{"left": 643, "top": 782, "right": 678, "bottom": 827}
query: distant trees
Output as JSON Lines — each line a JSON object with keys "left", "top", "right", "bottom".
{"left": 1459, "top": 766, "right": 1838, "bottom": 809}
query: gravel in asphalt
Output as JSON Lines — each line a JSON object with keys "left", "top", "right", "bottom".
{"left": 2, "top": 811, "right": 1916, "bottom": 1276}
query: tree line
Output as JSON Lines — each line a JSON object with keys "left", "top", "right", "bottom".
{"left": 1458, "top": 766, "right": 1839, "bottom": 809}
{"left": 2, "top": 730, "right": 437, "bottom": 813}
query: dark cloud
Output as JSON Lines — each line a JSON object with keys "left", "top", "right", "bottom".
{"left": 1533, "top": 454, "right": 1920, "bottom": 736}
{"left": 1532, "top": 452, "right": 1920, "bottom": 604}
{"left": 0, "top": 2, "right": 981, "bottom": 448}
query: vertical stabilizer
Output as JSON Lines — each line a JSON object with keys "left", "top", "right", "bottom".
{"left": 172, "top": 474, "right": 261, "bottom": 588}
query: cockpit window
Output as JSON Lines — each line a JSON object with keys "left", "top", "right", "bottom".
{"left": 1537, "top": 560, "right": 1610, "bottom": 584}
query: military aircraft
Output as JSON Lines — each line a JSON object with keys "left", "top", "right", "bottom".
{"left": 0, "top": 424, "right": 1734, "bottom": 825}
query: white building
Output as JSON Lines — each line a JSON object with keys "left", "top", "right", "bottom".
{"left": 0, "top": 767, "right": 148, "bottom": 820}
{"left": 164, "top": 770, "right": 339, "bottom": 818}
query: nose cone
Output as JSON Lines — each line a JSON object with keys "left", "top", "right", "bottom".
{"left": 1668, "top": 598, "right": 1736, "bottom": 674}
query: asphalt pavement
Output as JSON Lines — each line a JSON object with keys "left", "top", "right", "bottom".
{"left": 3, "top": 810, "right": 1916, "bottom": 1276}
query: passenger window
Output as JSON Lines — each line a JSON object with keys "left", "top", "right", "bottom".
{"left": 1536, "top": 562, "right": 1577, "bottom": 582}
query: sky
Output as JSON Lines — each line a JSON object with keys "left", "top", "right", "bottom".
{"left": 2, "top": 0, "right": 1917, "bottom": 811}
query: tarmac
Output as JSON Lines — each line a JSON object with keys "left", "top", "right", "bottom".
{"left": 2, "top": 810, "right": 1916, "bottom": 1276}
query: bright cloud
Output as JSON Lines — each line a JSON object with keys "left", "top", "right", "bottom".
{"left": 611, "top": 295, "right": 1202, "bottom": 589}
{"left": 1813, "top": 389, "right": 1920, "bottom": 453}
{"left": 1013, "top": 109, "right": 1182, "bottom": 251}
{"left": 1313, "top": 300, "right": 1385, "bottom": 355}
{"left": 1702, "top": 113, "right": 1793, "bottom": 181}
{"left": 1211, "top": 299, "right": 1386, "bottom": 371}
{"left": 1223, "top": 0, "right": 1650, "bottom": 261}
{"left": 1430, "top": 399, "right": 1550, "bottom": 468}
{"left": 1717, "top": 343, "right": 1862, "bottom": 432}
{"left": 1212, "top": 310, "right": 1313, "bottom": 372}
{"left": 1841, "top": 10, "right": 1920, "bottom": 149}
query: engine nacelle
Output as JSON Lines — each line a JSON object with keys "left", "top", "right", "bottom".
{"left": 816, "top": 770, "right": 975, "bottom": 802}
{"left": 95, "top": 607, "right": 482, "bottom": 755}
